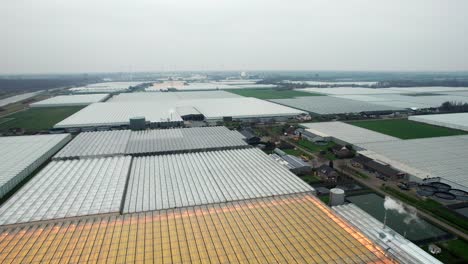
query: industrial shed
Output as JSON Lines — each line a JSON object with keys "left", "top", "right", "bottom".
{"left": 270, "top": 153, "right": 312, "bottom": 175}
{"left": 0, "top": 156, "right": 132, "bottom": 225}
{"left": 54, "top": 102, "right": 184, "bottom": 129}
{"left": 300, "top": 121, "right": 401, "bottom": 146}
{"left": 333, "top": 203, "right": 442, "bottom": 264}
{"left": 174, "top": 106, "right": 204, "bottom": 120}
{"left": 30, "top": 93, "right": 110, "bottom": 107}
{"left": 53, "top": 127, "right": 248, "bottom": 159}
{"left": 357, "top": 135, "right": 468, "bottom": 189}
{"left": 123, "top": 148, "right": 314, "bottom": 213}
{"left": 0, "top": 193, "right": 392, "bottom": 263}
{"left": 410, "top": 113, "right": 468, "bottom": 132}
{"left": 0, "top": 134, "right": 71, "bottom": 198}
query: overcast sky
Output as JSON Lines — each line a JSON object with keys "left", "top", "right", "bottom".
{"left": 1, "top": 0, "right": 468, "bottom": 74}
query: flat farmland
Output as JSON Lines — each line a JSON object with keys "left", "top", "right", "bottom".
{"left": 348, "top": 119, "right": 468, "bottom": 139}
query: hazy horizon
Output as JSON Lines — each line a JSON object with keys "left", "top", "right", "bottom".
{"left": 2, "top": 0, "right": 468, "bottom": 74}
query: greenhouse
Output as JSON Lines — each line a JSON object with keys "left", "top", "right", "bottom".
{"left": 0, "top": 193, "right": 391, "bottom": 263}
{"left": 0, "top": 134, "right": 71, "bottom": 198}
{"left": 30, "top": 93, "right": 110, "bottom": 107}
{"left": 410, "top": 113, "right": 468, "bottom": 132}
{"left": 123, "top": 148, "right": 313, "bottom": 213}
{"left": 0, "top": 156, "right": 132, "bottom": 225}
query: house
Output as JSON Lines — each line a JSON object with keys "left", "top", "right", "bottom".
{"left": 316, "top": 164, "right": 339, "bottom": 182}
{"left": 364, "top": 160, "right": 406, "bottom": 180}
{"left": 270, "top": 153, "right": 312, "bottom": 175}
{"left": 428, "top": 244, "right": 441, "bottom": 255}
{"left": 351, "top": 155, "right": 373, "bottom": 168}
{"left": 240, "top": 128, "right": 261, "bottom": 145}
{"left": 333, "top": 146, "right": 355, "bottom": 159}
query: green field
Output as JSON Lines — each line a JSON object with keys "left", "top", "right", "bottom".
{"left": 227, "top": 89, "right": 323, "bottom": 99}
{"left": 348, "top": 119, "right": 468, "bottom": 139}
{"left": 296, "top": 139, "right": 337, "bottom": 160}
{"left": 0, "top": 106, "right": 83, "bottom": 133}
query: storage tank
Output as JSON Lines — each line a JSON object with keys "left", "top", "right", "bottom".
{"left": 449, "top": 189, "right": 468, "bottom": 201}
{"left": 429, "top": 182, "right": 451, "bottom": 192}
{"left": 130, "top": 117, "right": 146, "bottom": 131}
{"left": 329, "top": 188, "right": 345, "bottom": 206}
{"left": 417, "top": 184, "right": 437, "bottom": 197}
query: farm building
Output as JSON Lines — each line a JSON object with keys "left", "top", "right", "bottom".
{"left": 269, "top": 153, "right": 312, "bottom": 175}
{"left": 240, "top": 128, "right": 261, "bottom": 144}
{"left": 364, "top": 160, "right": 406, "bottom": 180}
{"left": 30, "top": 94, "right": 110, "bottom": 107}
{"left": 0, "top": 134, "right": 71, "bottom": 198}
{"left": 316, "top": 164, "right": 339, "bottom": 182}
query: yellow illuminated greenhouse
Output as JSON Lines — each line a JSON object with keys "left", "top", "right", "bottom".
{"left": 0, "top": 194, "right": 393, "bottom": 263}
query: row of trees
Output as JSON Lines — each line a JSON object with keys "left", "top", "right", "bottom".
{"left": 439, "top": 101, "right": 468, "bottom": 113}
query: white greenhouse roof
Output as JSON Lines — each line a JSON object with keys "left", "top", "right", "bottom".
{"left": 303, "top": 81, "right": 378, "bottom": 86}
{"left": 409, "top": 113, "right": 468, "bottom": 131}
{"left": 54, "top": 130, "right": 132, "bottom": 159}
{"left": 30, "top": 93, "right": 110, "bottom": 107}
{"left": 55, "top": 98, "right": 303, "bottom": 128}
{"left": 0, "top": 91, "right": 43, "bottom": 107}
{"left": 299, "top": 87, "right": 407, "bottom": 95}
{"left": 126, "top": 126, "right": 248, "bottom": 155}
{"left": 166, "top": 82, "right": 235, "bottom": 91}
{"left": 300, "top": 122, "right": 401, "bottom": 144}
{"left": 145, "top": 82, "right": 276, "bottom": 91}
{"left": 0, "top": 134, "right": 71, "bottom": 198}
{"left": 109, "top": 91, "right": 241, "bottom": 102}
{"left": 54, "top": 127, "right": 249, "bottom": 159}
{"left": 0, "top": 156, "right": 132, "bottom": 225}
{"left": 112, "top": 93, "right": 303, "bottom": 119}
{"left": 54, "top": 102, "right": 183, "bottom": 128}
{"left": 330, "top": 91, "right": 468, "bottom": 109}
{"left": 123, "top": 148, "right": 314, "bottom": 213}
{"left": 333, "top": 204, "right": 442, "bottom": 264}
{"left": 186, "top": 98, "right": 305, "bottom": 120}
{"left": 215, "top": 79, "right": 262, "bottom": 85}
{"left": 357, "top": 135, "right": 468, "bottom": 188}
{"left": 70, "top": 82, "right": 143, "bottom": 93}
{"left": 271, "top": 96, "right": 402, "bottom": 114}
{"left": 386, "top": 86, "right": 468, "bottom": 93}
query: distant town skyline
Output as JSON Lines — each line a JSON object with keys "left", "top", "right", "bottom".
{"left": 2, "top": 0, "right": 468, "bottom": 74}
